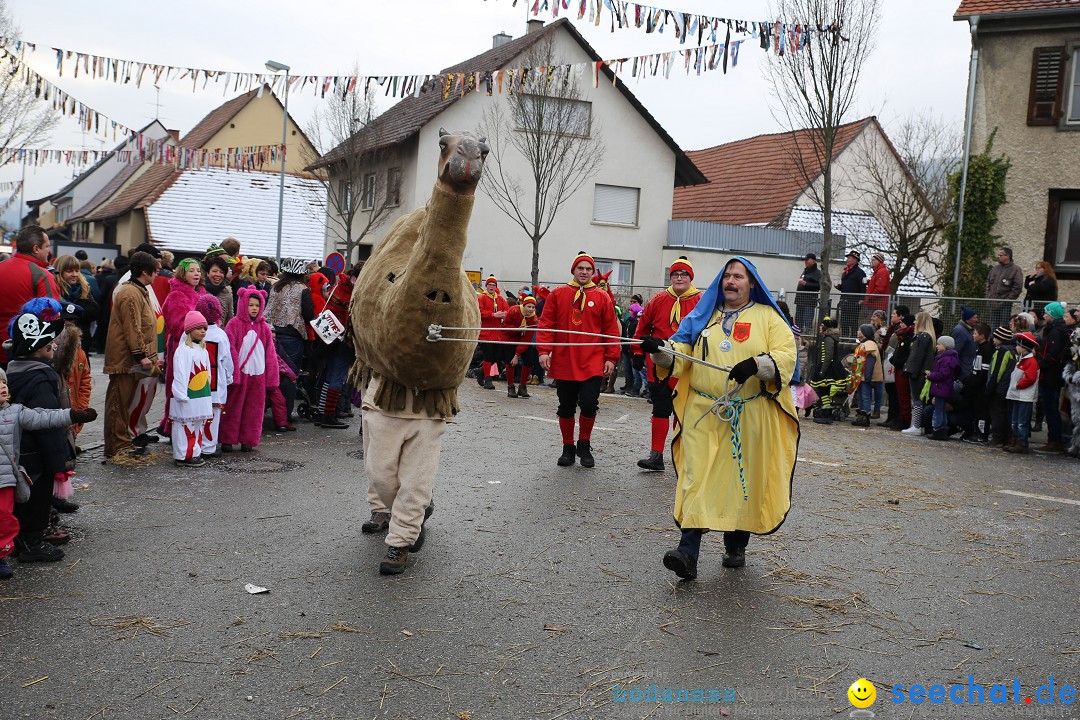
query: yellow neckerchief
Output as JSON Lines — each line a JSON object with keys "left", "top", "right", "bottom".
{"left": 518, "top": 307, "right": 536, "bottom": 329}
{"left": 482, "top": 288, "right": 499, "bottom": 309}
{"left": 567, "top": 279, "right": 595, "bottom": 311}
{"left": 666, "top": 284, "right": 700, "bottom": 326}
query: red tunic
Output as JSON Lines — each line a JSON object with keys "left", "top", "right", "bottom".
{"left": 633, "top": 288, "right": 703, "bottom": 380}
{"left": 477, "top": 291, "right": 509, "bottom": 342}
{"left": 502, "top": 305, "right": 539, "bottom": 355}
{"left": 865, "top": 265, "right": 891, "bottom": 311}
{"left": 537, "top": 284, "right": 620, "bottom": 381}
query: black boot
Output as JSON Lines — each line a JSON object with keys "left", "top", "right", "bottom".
{"left": 15, "top": 535, "right": 64, "bottom": 563}
{"left": 517, "top": 384, "right": 530, "bottom": 398}
{"left": 576, "top": 440, "right": 595, "bottom": 468}
{"left": 637, "top": 450, "right": 664, "bottom": 471}
{"left": 483, "top": 378, "right": 496, "bottom": 390}
{"left": 557, "top": 444, "right": 576, "bottom": 467}
{"left": 662, "top": 549, "right": 698, "bottom": 580}
{"left": 507, "top": 384, "right": 518, "bottom": 398}
{"left": 315, "top": 415, "right": 349, "bottom": 429}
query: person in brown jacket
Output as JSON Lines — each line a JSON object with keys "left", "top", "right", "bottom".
{"left": 103, "top": 252, "right": 160, "bottom": 463}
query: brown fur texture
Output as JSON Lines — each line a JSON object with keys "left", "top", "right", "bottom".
{"left": 349, "top": 186, "right": 481, "bottom": 417}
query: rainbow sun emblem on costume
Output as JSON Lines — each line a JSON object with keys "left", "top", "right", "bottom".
{"left": 188, "top": 362, "right": 211, "bottom": 398}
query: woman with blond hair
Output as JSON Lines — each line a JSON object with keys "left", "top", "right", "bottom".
{"left": 902, "top": 311, "right": 937, "bottom": 436}
{"left": 1023, "top": 261, "right": 1057, "bottom": 315}
{"left": 54, "top": 254, "right": 100, "bottom": 345}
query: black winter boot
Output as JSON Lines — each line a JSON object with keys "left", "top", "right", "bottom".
{"left": 507, "top": 385, "right": 518, "bottom": 398}
{"left": 576, "top": 440, "right": 595, "bottom": 468}
{"left": 517, "top": 383, "right": 530, "bottom": 398}
{"left": 637, "top": 450, "right": 664, "bottom": 471}
{"left": 557, "top": 444, "right": 576, "bottom": 467}
{"left": 315, "top": 415, "right": 349, "bottom": 429}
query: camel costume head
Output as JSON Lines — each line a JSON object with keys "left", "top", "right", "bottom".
{"left": 348, "top": 129, "right": 489, "bottom": 417}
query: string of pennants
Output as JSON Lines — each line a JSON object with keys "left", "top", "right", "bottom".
{"left": 0, "top": 181, "right": 22, "bottom": 212}
{"left": 2, "top": 144, "right": 284, "bottom": 170}
{"left": 0, "top": 48, "right": 283, "bottom": 170}
{"left": 0, "top": 7, "right": 830, "bottom": 102}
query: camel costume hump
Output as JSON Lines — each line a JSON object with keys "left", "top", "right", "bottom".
{"left": 349, "top": 186, "right": 481, "bottom": 417}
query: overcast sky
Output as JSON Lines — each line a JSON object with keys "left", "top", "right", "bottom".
{"left": 4, "top": 0, "right": 971, "bottom": 228}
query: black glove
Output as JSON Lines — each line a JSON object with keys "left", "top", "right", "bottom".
{"left": 632, "top": 355, "right": 645, "bottom": 371}
{"left": 729, "top": 357, "right": 759, "bottom": 385}
{"left": 639, "top": 336, "right": 664, "bottom": 354}
{"left": 71, "top": 407, "right": 98, "bottom": 424}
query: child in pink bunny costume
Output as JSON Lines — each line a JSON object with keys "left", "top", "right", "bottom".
{"left": 221, "top": 287, "right": 279, "bottom": 452}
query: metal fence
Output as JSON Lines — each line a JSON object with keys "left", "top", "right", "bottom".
{"left": 498, "top": 281, "right": 1037, "bottom": 344}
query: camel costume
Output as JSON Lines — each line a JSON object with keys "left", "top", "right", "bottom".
{"left": 350, "top": 129, "right": 487, "bottom": 574}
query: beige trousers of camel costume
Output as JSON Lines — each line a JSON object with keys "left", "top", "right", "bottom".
{"left": 362, "top": 374, "right": 447, "bottom": 548}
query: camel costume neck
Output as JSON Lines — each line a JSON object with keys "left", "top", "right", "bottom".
{"left": 348, "top": 182, "right": 483, "bottom": 419}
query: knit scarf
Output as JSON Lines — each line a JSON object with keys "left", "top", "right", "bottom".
{"left": 666, "top": 284, "right": 700, "bottom": 326}
{"left": 567, "top": 279, "right": 595, "bottom": 311}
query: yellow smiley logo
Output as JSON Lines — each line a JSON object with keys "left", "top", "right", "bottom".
{"left": 848, "top": 678, "right": 876, "bottom": 708}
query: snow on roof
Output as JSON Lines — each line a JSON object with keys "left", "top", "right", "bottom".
{"left": 786, "top": 206, "right": 937, "bottom": 296}
{"left": 144, "top": 167, "right": 327, "bottom": 260}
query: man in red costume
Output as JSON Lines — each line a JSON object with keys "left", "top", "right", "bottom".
{"left": 502, "top": 294, "right": 539, "bottom": 398}
{"left": 537, "top": 252, "right": 620, "bottom": 468}
{"left": 476, "top": 275, "right": 508, "bottom": 390}
{"left": 633, "top": 256, "right": 702, "bottom": 471}
{"left": 0, "top": 226, "right": 61, "bottom": 365}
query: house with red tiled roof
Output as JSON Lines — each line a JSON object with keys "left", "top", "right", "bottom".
{"left": 669, "top": 117, "right": 941, "bottom": 299}
{"left": 954, "top": 0, "right": 1080, "bottom": 292}
{"left": 70, "top": 86, "right": 319, "bottom": 253}
{"left": 311, "top": 18, "right": 705, "bottom": 284}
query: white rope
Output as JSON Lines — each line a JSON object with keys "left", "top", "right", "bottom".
{"left": 427, "top": 323, "right": 735, "bottom": 374}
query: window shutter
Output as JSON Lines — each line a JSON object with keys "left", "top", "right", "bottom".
{"left": 592, "top": 184, "right": 639, "bottom": 226}
{"left": 1028, "top": 46, "right": 1066, "bottom": 126}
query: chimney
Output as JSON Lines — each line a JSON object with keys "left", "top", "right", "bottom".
{"left": 527, "top": 19, "right": 545, "bottom": 34}
{"left": 492, "top": 31, "right": 512, "bottom": 49}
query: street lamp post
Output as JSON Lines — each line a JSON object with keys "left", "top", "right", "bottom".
{"left": 265, "top": 60, "right": 290, "bottom": 266}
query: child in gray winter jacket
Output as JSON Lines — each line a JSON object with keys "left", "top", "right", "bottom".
{"left": 0, "top": 368, "right": 96, "bottom": 579}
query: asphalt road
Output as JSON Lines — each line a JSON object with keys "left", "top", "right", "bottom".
{"left": 2, "top": 367, "right": 1077, "bottom": 720}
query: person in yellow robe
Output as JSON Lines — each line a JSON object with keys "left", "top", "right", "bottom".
{"left": 641, "top": 256, "right": 799, "bottom": 579}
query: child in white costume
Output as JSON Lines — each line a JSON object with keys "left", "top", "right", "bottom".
{"left": 194, "top": 295, "right": 232, "bottom": 457}
{"left": 170, "top": 311, "right": 214, "bottom": 467}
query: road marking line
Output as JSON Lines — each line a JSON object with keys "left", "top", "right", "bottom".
{"left": 797, "top": 457, "right": 841, "bottom": 467}
{"left": 997, "top": 490, "right": 1080, "bottom": 507}
{"left": 519, "top": 416, "right": 616, "bottom": 432}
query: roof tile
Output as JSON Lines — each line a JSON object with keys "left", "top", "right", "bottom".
{"left": 84, "top": 164, "right": 180, "bottom": 221}
{"left": 672, "top": 119, "right": 872, "bottom": 226}
{"left": 954, "top": 0, "right": 1080, "bottom": 17}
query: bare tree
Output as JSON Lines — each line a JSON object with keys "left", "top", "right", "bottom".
{"left": 848, "top": 113, "right": 959, "bottom": 292}
{"left": 765, "top": 0, "right": 880, "bottom": 319}
{"left": 0, "top": 1, "right": 59, "bottom": 175}
{"left": 303, "top": 76, "right": 399, "bottom": 266}
{"left": 479, "top": 34, "right": 605, "bottom": 286}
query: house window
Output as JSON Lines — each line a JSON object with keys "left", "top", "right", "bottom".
{"left": 387, "top": 167, "right": 402, "bottom": 207}
{"left": 361, "top": 173, "right": 375, "bottom": 211}
{"left": 516, "top": 95, "right": 592, "bottom": 137}
{"left": 1046, "top": 189, "right": 1080, "bottom": 277}
{"left": 337, "top": 179, "right": 350, "bottom": 210}
{"left": 1028, "top": 47, "right": 1067, "bottom": 126}
{"left": 592, "top": 184, "right": 639, "bottom": 227}
{"left": 594, "top": 259, "right": 633, "bottom": 286}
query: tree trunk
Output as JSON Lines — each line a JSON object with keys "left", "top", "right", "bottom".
{"left": 818, "top": 158, "right": 834, "bottom": 323}
{"left": 531, "top": 234, "right": 540, "bottom": 288}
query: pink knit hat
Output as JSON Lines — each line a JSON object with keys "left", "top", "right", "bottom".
{"left": 194, "top": 294, "right": 223, "bottom": 326}
{"left": 183, "top": 310, "right": 208, "bottom": 334}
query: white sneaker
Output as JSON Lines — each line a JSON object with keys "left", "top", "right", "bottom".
{"left": 901, "top": 426, "right": 924, "bottom": 436}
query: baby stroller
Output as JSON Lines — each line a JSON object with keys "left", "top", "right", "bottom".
{"left": 274, "top": 337, "right": 318, "bottom": 422}
{"left": 809, "top": 352, "right": 855, "bottom": 423}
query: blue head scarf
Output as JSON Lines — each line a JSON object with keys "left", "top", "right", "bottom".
{"left": 671, "top": 256, "right": 789, "bottom": 344}
{"left": 670, "top": 256, "right": 799, "bottom": 381}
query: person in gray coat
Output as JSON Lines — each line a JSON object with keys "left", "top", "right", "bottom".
{"left": 985, "top": 247, "right": 1024, "bottom": 328}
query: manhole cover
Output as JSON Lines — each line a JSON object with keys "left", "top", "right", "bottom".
{"left": 218, "top": 457, "right": 305, "bottom": 475}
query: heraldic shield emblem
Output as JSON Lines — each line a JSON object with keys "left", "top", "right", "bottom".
{"left": 732, "top": 322, "right": 751, "bottom": 343}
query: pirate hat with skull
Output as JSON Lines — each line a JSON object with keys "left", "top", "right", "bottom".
{"left": 7, "top": 297, "right": 64, "bottom": 357}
